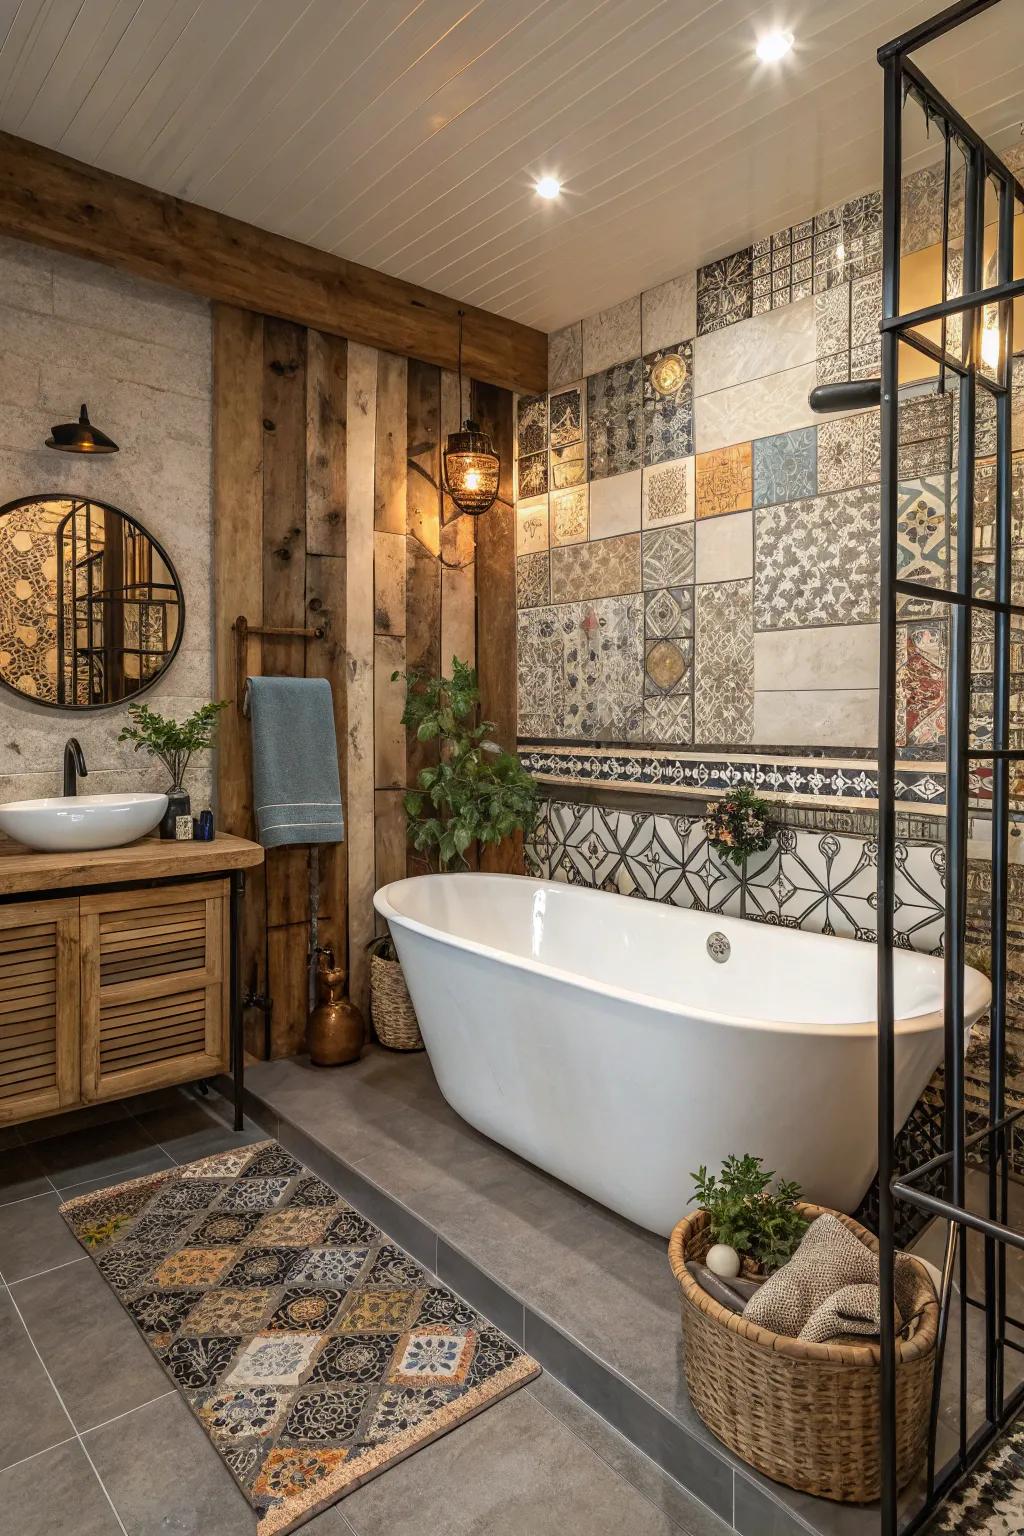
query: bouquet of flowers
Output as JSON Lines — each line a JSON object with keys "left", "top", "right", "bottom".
{"left": 703, "top": 786, "right": 773, "bottom": 868}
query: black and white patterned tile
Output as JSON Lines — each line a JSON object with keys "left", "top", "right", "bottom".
{"left": 517, "top": 394, "right": 547, "bottom": 459}
{"left": 754, "top": 488, "right": 880, "bottom": 631}
{"left": 696, "top": 249, "right": 753, "bottom": 335}
{"left": 587, "top": 358, "right": 643, "bottom": 480}
{"left": 518, "top": 450, "right": 548, "bottom": 500}
{"left": 516, "top": 551, "right": 551, "bottom": 610}
{"left": 517, "top": 595, "right": 645, "bottom": 741}
{"left": 642, "top": 340, "right": 694, "bottom": 464}
{"left": 549, "top": 383, "right": 584, "bottom": 449}
{"left": 641, "top": 522, "right": 694, "bottom": 588}
{"left": 694, "top": 579, "right": 754, "bottom": 745}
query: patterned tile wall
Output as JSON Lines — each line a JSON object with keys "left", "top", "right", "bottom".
{"left": 519, "top": 142, "right": 1024, "bottom": 829}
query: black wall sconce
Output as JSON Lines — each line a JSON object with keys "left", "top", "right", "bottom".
{"left": 45, "top": 404, "right": 119, "bottom": 454}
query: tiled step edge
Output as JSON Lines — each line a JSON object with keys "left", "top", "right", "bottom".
{"left": 221, "top": 1076, "right": 827, "bottom": 1536}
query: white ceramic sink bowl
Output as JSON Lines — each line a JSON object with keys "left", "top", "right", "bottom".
{"left": 0, "top": 792, "right": 168, "bottom": 852}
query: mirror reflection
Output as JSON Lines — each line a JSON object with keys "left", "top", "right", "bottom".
{"left": 0, "top": 495, "right": 183, "bottom": 710}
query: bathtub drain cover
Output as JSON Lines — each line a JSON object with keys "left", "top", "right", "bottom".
{"left": 707, "top": 931, "right": 731, "bottom": 963}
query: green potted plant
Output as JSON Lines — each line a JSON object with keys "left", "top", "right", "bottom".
{"left": 118, "top": 700, "right": 226, "bottom": 840}
{"left": 689, "top": 1154, "right": 808, "bottom": 1277}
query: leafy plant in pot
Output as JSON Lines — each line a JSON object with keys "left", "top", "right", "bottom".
{"left": 690, "top": 1154, "right": 808, "bottom": 1279}
{"left": 118, "top": 701, "right": 226, "bottom": 840}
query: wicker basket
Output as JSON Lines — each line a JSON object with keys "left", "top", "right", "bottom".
{"left": 369, "top": 953, "right": 423, "bottom": 1051}
{"left": 668, "top": 1202, "right": 938, "bottom": 1503}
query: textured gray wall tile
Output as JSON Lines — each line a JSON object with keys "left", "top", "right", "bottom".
{"left": 694, "top": 363, "right": 820, "bottom": 454}
{"left": 694, "top": 295, "right": 816, "bottom": 396}
{"left": 753, "top": 688, "right": 879, "bottom": 747}
{"left": 589, "top": 469, "right": 641, "bottom": 539}
{"left": 694, "top": 579, "right": 753, "bottom": 744}
{"left": 754, "top": 625, "right": 879, "bottom": 692}
{"left": 548, "top": 322, "right": 582, "bottom": 390}
{"left": 641, "top": 274, "right": 696, "bottom": 355}
{"left": 695, "top": 508, "right": 753, "bottom": 583}
{"left": 582, "top": 296, "right": 641, "bottom": 376}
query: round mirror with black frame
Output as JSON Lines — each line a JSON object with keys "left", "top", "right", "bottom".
{"left": 0, "top": 494, "right": 184, "bottom": 711}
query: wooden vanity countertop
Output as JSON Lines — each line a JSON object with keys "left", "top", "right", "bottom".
{"left": 0, "top": 832, "right": 264, "bottom": 897}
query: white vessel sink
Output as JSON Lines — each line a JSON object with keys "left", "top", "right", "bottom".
{"left": 0, "top": 792, "right": 168, "bottom": 852}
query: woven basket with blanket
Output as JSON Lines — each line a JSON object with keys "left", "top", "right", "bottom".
{"left": 668, "top": 1202, "right": 938, "bottom": 1503}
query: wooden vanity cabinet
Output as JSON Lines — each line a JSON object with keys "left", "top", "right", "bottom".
{"left": 0, "top": 835, "right": 263, "bottom": 1129}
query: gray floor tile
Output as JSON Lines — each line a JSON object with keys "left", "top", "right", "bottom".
{"left": 0, "top": 1283, "right": 73, "bottom": 1470}
{"left": 32, "top": 1117, "right": 168, "bottom": 1193}
{"left": 0, "top": 1190, "right": 85, "bottom": 1283}
{"left": 17, "top": 1100, "right": 129, "bottom": 1144}
{"left": 0, "top": 1439, "right": 122, "bottom": 1536}
{"left": 436, "top": 1238, "right": 526, "bottom": 1344}
{"left": 129, "top": 1093, "right": 265, "bottom": 1168}
{"left": 84, "top": 1390, "right": 351, "bottom": 1534}
{"left": 13, "top": 1254, "right": 168, "bottom": 1431}
{"left": 0, "top": 1142, "right": 53, "bottom": 1205}
{"left": 342, "top": 1385, "right": 686, "bottom": 1536}
{"left": 528, "top": 1374, "right": 731, "bottom": 1536}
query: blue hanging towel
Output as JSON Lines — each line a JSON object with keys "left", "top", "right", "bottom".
{"left": 246, "top": 676, "right": 344, "bottom": 849}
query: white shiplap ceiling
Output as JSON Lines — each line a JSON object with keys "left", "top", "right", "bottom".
{"left": 0, "top": 0, "right": 1022, "bottom": 333}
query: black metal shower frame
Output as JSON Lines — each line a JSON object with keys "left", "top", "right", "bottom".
{"left": 876, "top": 2, "right": 1024, "bottom": 1531}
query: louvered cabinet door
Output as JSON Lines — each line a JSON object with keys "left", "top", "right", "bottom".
{"left": 80, "top": 880, "right": 230, "bottom": 1102}
{"left": 0, "top": 899, "right": 80, "bottom": 1125}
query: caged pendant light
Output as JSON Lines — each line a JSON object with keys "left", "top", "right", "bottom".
{"left": 442, "top": 312, "right": 500, "bottom": 516}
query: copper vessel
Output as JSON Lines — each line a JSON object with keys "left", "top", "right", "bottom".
{"left": 309, "top": 949, "right": 364, "bottom": 1066}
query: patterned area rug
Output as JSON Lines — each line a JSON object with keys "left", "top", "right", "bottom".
{"left": 929, "top": 1417, "right": 1024, "bottom": 1533}
{"left": 60, "top": 1140, "right": 539, "bottom": 1535}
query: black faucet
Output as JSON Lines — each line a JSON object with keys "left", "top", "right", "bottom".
{"left": 63, "top": 738, "right": 87, "bottom": 797}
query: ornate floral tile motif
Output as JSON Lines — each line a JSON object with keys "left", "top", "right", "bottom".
{"left": 550, "top": 439, "right": 586, "bottom": 489}
{"left": 641, "top": 456, "right": 695, "bottom": 529}
{"left": 517, "top": 450, "right": 548, "bottom": 500}
{"left": 841, "top": 191, "right": 883, "bottom": 279}
{"left": 696, "top": 249, "right": 753, "bottom": 335}
{"left": 695, "top": 443, "right": 753, "bottom": 518}
{"left": 817, "top": 414, "right": 866, "bottom": 493}
{"left": 752, "top": 428, "right": 817, "bottom": 508}
{"left": 550, "top": 485, "right": 589, "bottom": 547}
{"left": 587, "top": 358, "right": 643, "bottom": 480}
{"left": 643, "top": 694, "right": 694, "bottom": 745}
{"left": 548, "top": 384, "right": 584, "bottom": 449}
{"left": 517, "top": 595, "right": 645, "bottom": 741}
{"left": 897, "top": 619, "right": 947, "bottom": 753}
{"left": 59, "top": 1143, "right": 537, "bottom": 1536}
{"left": 901, "top": 164, "right": 945, "bottom": 255}
{"left": 813, "top": 208, "right": 847, "bottom": 294}
{"left": 751, "top": 224, "right": 814, "bottom": 316}
{"left": 694, "top": 579, "right": 754, "bottom": 744}
{"left": 896, "top": 476, "right": 950, "bottom": 617}
{"left": 517, "top": 394, "right": 547, "bottom": 458}
{"left": 642, "top": 340, "right": 694, "bottom": 464}
{"left": 641, "top": 522, "right": 694, "bottom": 588}
{"left": 516, "top": 552, "right": 550, "bottom": 610}
{"left": 644, "top": 586, "right": 693, "bottom": 640}
{"left": 754, "top": 489, "right": 880, "bottom": 631}
{"left": 515, "top": 495, "right": 548, "bottom": 555}
{"left": 549, "top": 532, "right": 640, "bottom": 604}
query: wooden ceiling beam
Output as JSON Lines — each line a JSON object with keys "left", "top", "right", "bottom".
{"left": 0, "top": 131, "right": 547, "bottom": 396}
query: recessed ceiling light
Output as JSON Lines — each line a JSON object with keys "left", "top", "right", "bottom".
{"left": 756, "top": 29, "right": 794, "bottom": 63}
{"left": 535, "top": 175, "right": 561, "bottom": 200}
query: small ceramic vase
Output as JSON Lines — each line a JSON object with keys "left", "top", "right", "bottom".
{"left": 160, "top": 787, "right": 191, "bottom": 840}
{"left": 309, "top": 952, "right": 365, "bottom": 1066}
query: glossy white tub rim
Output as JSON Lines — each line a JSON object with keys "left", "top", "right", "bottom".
{"left": 373, "top": 872, "right": 987, "bottom": 1039}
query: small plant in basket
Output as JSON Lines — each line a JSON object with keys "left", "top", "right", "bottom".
{"left": 703, "top": 787, "right": 774, "bottom": 870}
{"left": 690, "top": 1154, "right": 808, "bottom": 1275}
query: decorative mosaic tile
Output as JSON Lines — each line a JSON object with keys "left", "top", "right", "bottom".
{"left": 549, "top": 532, "right": 640, "bottom": 604}
{"left": 516, "top": 552, "right": 550, "bottom": 610}
{"left": 813, "top": 220, "right": 847, "bottom": 294}
{"left": 643, "top": 340, "right": 694, "bottom": 464}
{"left": 814, "top": 282, "right": 851, "bottom": 361}
{"left": 59, "top": 1143, "right": 537, "bottom": 1533}
{"left": 549, "top": 384, "right": 584, "bottom": 449}
{"left": 644, "top": 586, "right": 693, "bottom": 640}
{"left": 644, "top": 637, "right": 693, "bottom": 696}
{"left": 972, "top": 459, "right": 1024, "bottom": 605}
{"left": 850, "top": 271, "right": 882, "bottom": 349}
{"left": 550, "top": 440, "right": 586, "bottom": 489}
{"left": 850, "top": 339, "right": 881, "bottom": 380}
{"left": 897, "top": 618, "right": 947, "bottom": 752}
{"left": 517, "top": 450, "right": 548, "bottom": 500}
{"left": 901, "top": 164, "right": 945, "bottom": 255}
{"left": 515, "top": 495, "right": 548, "bottom": 554}
{"left": 550, "top": 485, "right": 589, "bottom": 547}
{"left": 817, "top": 350, "right": 851, "bottom": 386}
{"left": 817, "top": 415, "right": 865, "bottom": 493}
{"left": 643, "top": 695, "right": 694, "bottom": 745}
{"left": 896, "top": 476, "right": 951, "bottom": 616}
{"left": 641, "top": 522, "right": 694, "bottom": 588}
{"left": 696, "top": 249, "right": 753, "bottom": 335}
{"left": 694, "top": 579, "right": 754, "bottom": 744}
{"left": 695, "top": 442, "right": 753, "bottom": 518}
{"left": 517, "top": 595, "right": 645, "bottom": 741}
{"left": 841, "top": 192, "right": 882, "bottom": 280}
{"left": 587, "top": 358, "right": 643, "bottom": 481}
{"left": 752, "top": 427, "right": 817, "bottom": 507}
{"left": 641, "top": 456, "right": 695, "bottom": 527}
{"left": 517, "top": 394, "right": 547, "bottom": 458}
{"left": 754, "top": 488, "right": 880, "bottom": 631}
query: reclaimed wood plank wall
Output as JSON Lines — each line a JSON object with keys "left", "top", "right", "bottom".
{"left": 213, "top": 305, "right": 520, "bottom": 1059}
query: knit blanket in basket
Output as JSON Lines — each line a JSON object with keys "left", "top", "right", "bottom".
{"left": 742, "top": 1213, "right": 922, "bottom": 1344}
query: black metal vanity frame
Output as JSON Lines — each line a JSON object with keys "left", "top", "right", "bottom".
{"left": 876, "top": 2, "right": 1024, "bottom": 1528}
{"left": 0, "top": 868, "right": 246, "bottom": 1132}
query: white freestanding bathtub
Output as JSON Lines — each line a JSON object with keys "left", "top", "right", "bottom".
{"left": 372, "top": 874, "right": 991, "bottom": 1237}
